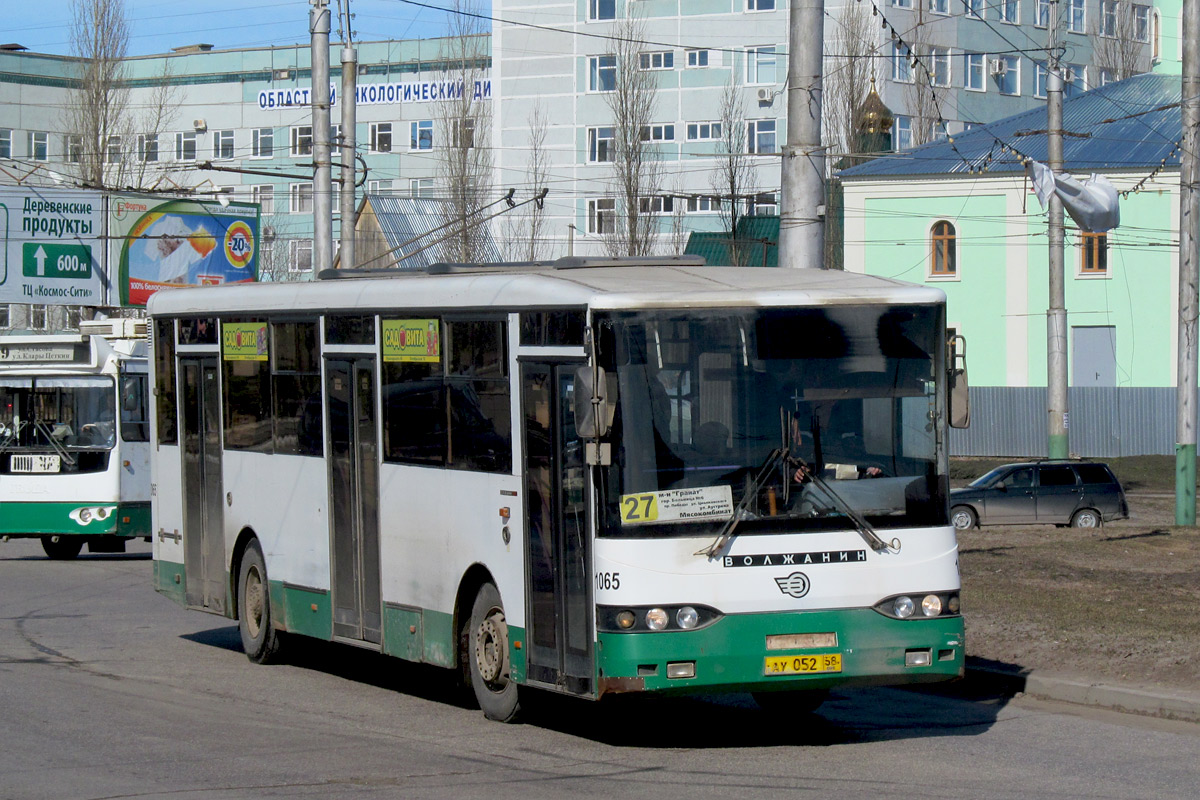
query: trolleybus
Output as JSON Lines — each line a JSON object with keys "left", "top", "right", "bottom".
{"left": 1, "top": 319, "right": 152, "bottom": 559}
{"left": 150, "top": 257, "right": 969, "bottom": 720}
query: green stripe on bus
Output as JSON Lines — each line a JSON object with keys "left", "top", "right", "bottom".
{"left": 597, "top": 608, "right": 964, "bottom": 693}
{"left": 273, "top": 582, "right": 332, "bottom": 641}
{"left": 154, "top": 559, "right": 187, "bottom": 605}
{"left": 0, "top": 501, "right": 149, "bottom": 536}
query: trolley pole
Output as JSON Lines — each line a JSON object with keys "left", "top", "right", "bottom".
{"left": 310, "top": 0, "right": 333, "bottom": 279}
{"left": 1046, "top": 3, "right": 1069, "bottom": 459}
{"left": 778, "top": 0, "right": 824, "bottom": 269}
{"left": 1177, "top": 0, "right": 1200, "bottom": 525}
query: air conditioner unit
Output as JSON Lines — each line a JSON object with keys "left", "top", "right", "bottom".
{"left": 192, "top": 118, "right": 207, "bottom": 131}
{"left": 1062, "top": 67, "right": 1076, "bottom": 84}
{"left": 988, "top": 59, "right": 1007, "bottom": 77}
{"left": 273, "top": 68, "right": 291, "bottom": 80}
{"left": 756, "top": 87, "right": 773, "bottom": 103}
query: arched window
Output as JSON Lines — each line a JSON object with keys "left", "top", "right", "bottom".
{"left": 930, "top": 220, "right": 957, "bottom": 276}
{"left": 1152, "top": 9, "right": 1162, "bottom": 63}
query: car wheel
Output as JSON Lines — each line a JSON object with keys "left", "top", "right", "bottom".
{"left": 951, "top": 506, "right": 977, "bottom": 531}
{"left": 466, "top": 582, "right": 521, "bottom": 722}
{"left": 238, "top": 539, "right": 284, "bottom": 664}
{"left": 41, "top": 535, "right": 85, "bottom": 560}
{"left": 1071, "top": 509, "right": 1101, "bottom": 528}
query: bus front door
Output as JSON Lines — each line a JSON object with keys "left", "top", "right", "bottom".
{"left": 181, "top": 357, "right": 225, "bottom": 612}
{"left": 522, "top": 363, "right": 593, "bottom": 695}
{"left": 326, "top": 358, "right": 382, "bottom": 645}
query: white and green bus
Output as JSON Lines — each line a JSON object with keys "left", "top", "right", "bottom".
{"left": 0, "top": 319, "right": 152, "bottom": 559}
{"left": 150, "top": 258, "right": 968, "bottom": 720}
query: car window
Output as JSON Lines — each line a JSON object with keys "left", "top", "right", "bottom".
{"left": 1075, "top": 464, "right": 1116, "bottom": 485}
{"left": 1039, "top": 465, "right": 1078, "bottom": 487}
{"left": 1007, "top": 467, "right": 1034, "bottom": 488}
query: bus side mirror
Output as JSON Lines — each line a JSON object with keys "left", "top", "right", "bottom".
{"left": 574, "top": 366, "right": 617, "bottom": 438}
{"left": 122, "top": 377, "right": 142, "bottom": 411}
{"left": 948, "top": 334, "right": 970, "bottom": 429}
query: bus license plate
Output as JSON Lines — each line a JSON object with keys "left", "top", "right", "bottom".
{"left": 11, "top": 454, "right": 60, "bottom": 473}
{"left": 764, "top": 653, "right": 842, "bottom": 676}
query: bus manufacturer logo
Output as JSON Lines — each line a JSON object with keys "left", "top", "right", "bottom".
{"left": 774, "top": 572, "right": 811, "bottom": 598}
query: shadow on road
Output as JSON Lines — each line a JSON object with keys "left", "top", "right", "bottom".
{"left": 184, "top": 624, "right": 1016, "bottom": 747}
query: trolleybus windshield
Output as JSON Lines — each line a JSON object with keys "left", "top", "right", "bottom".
{"left": 596, "top": 305, "right": 947, "bottom": 537}
{"left": 0, "top": 376, "right": 117, "bottom": 451}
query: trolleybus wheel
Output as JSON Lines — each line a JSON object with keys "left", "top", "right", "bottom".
{"left": 753, "top": 689, "right": 829, "bottom": 716}
{"left": 41, "top": 535, "right": 84, "bottom": 560}
{"left": 467, "top": 582, "right": 520, "bottom": 722}
{"left": 238, "top": 539, "right": 283, "bottom": 664}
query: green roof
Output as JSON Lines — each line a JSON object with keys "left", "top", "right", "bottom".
{"left": 684, "top": 216, "right": 779, "bottom": 267}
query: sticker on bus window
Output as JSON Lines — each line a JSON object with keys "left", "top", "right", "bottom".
{"left": 619, "top": 486, "right": 733, "bottom": 526}
{"left": 222, "top": 322, "right": 268, "bottom": 361}
{"left": 382, "top": 319, "right": 440, "bottom": 363}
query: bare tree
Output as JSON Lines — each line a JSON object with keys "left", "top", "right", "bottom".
{"left": 436, "top": 0, "right": 493, "bottom": 263}
{"left": 892, "top": 11, "right": 947, "bottom": 148}
{"left": 823, "top": 1, "right": 877, "bottom": 165}
{"left": 503, "top": 101, "right": 551, "bottom": 261}
{"left": 66, "top": 0, "right": 130, "bottom": 189}
{"left": 709, "top": 78, "right": 755, "bottom": 266}
{"left": 604, "top": 12, "right": 662, "bottom": 257}
{"left": 1091, "top": 6, "right": 1151, "bottom": 83}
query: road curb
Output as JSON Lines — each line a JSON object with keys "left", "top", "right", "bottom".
{"left": 965, "top": 661, "right": 1200, "bottom": 724}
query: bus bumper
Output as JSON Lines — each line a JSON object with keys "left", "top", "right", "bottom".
{"left": 0, "top": 501, "right": 150, "bottom": 538}
{"left": 596, "top": 607, "right": 964, "bottom": 696}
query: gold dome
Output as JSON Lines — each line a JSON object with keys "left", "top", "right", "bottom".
{"left": 858, "top": 81, "right": 894, "bottom": 135}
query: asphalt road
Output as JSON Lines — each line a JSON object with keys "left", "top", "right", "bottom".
{"left": 1, "top": 537, "right": 1196, "bottom": 800}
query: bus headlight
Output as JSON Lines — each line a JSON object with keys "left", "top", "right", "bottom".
{"left": 874, "top": 592, "right": 961, "bottom": 620}
{"left": 921, "top": 594, "right": 943, "bottom": 617}
{"left": 645, "top": 608, "right": 669, "bottom": 630}
{"left": 616, "top": 610, "right": 637, "bottom": 629}
{"left": 676, "top": 606, "right": 699, "bottom": 629}
{"left": 893, "top": 596, "right": 915, "bottom": 618}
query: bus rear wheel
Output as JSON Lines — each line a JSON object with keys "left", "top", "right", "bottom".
{"left": 41, "top": 535, "right": 84, "bottom": 560}
{"left": 237, "top": 539, "right": 283, "bottom": 664}
{"left": 466, "top": 582, "right": 520, "bottom": 722}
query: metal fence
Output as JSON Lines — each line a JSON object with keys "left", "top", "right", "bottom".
{"left": 949, "top": 387, "right": 1180, "bottom": 457}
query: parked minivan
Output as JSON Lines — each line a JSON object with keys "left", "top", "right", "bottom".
{"left": 950, "top": 460, "right": 1128, "bottom": 530}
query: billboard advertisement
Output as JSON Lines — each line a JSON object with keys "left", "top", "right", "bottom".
{"left": 111, "top": 196, "right": 258, "bottom": 306}
{"left": 0, "top": 187, "right": 106, "bottom": 306}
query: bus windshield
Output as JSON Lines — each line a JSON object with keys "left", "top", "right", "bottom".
{"left": 0, "top": 376, "right": 117, "bottom": 451}
{"left": 596, "top": 305, "right": 948, "bottom": 538}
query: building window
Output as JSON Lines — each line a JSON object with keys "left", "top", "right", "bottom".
{"left": 1081, "top": 232, "right": 1108, "bottom": 274}
{"left": 929, "top": 46, "right": 951, "bottom": 87}
{"left": 104, "top": 135, "right": 122, "bottom": 163}
{"left": 746, "top": 45, "right": 777, "bottom": 85}
{"left": 252, "top": 127, "right": 273, "bottom": 158}
{"left": 1065, "top": 64, "right": 1088, "bottom": 97}
{"left": 587, "top": 198, "right": 615, "bottom": 234}
{"left": 290, "top": 125, "right": 313, "bottom": 157}
{"left": 137, "top": 133, "right": 158, "bottom": 162}
{"left": 686, "top": 122, "right": 722, "bottom": 141}
{"left": 686, "top": 49, "right": 710, "bottom": 68}
{"left": 687, "top": 196, "right": 721, "bottom": 213}
{"left": 640, "top": 51, "right": 674, "bottom": 70}
{"left": 891, "top": 0, "right": 912, "bottom": 8}
{"left": 746, "top": 192, "right": 777, "bottom": 216}
{"left": 964, "top": 0, "right": 984, "bottom": 16}
{"left": 0, "top": 129, "right": 10, "bottom": 159}
{"left": 31, "top": 305, "right": 47, "bottom": 330}
{"left": 999, "top": 0, "right": 1019, "bottom": 23}
{"left": 369, "top": 122, "right": 392, "bottom": 153}
{"left": 1035, "top": 0, "right": 1050, "bottom": 27}
{"left": 1152, "top": 9, "right": 1162, "bottom": 60}
{"left": 290, "top": 239, "right": 313, "bottom": 275}
{"left": 747, "top": 0, "right": 776, "bottom": 10}
{"left": 252, "top": 184, "right": 275, "bottom": 215}
{"left": 65, "top": 134, "right": 83, "bottom": 163}
{"left": 930, "top": 220, "right": 957, "bottom": 276}
{"left": 638, "top": 195, "right": 674, "bottom": 214}
{"left": 747, "top": 119, "right": 776, "bottom": 154}
{"left": 639, "top": 124, "right": 675, "bottom": 142}
{"left": 964, "top": 53, "right": 985, "bottom": 90}
{"left": 452, "top": 118, "right": 476, "bottom": 149}
{"left": 213, "top": 129, "right": 235, "bottom": 160}
{"left": 176, "top": 131, "right": 197, "bottom": 161}
{"left": 28, "top": 131, "right": 49, "bottom": 161}
{"left": 996, "top": 55, "right": 1020, "bottom": 95}
{"left": 1134, "top": 4, "right": 1150, "bottom": 41}
{"left": 1099, "top": 68, "right": 1115, "bottom": 86}
{"left": 410, "top": 178, "right": 434, "bottom": 198}
{"left": 588, "top": 0, "right": 615, "bottom": 21}
{"left": 290, "top": 182, "right": 313, "bottom": 214}
{"left": 929, "top": 0, "right": 949, "bottom": 14}
{"left": 589, "top": 55, "right": 617, "bottom": 92}
{"left": 892, "top": 40, "right": 913, "bottom": 83}
{"left": 410, "top": 120, "right": 433, "bottom": 150}
{"left": 1100, "top": 1, "right": 1117, "bottom": 36}
{"left": 894, "top": 116, "right": 913, "bottom": 150}
{"left": 588, "top": 126, "right": 614, "bottom": 163}
{"left": 1068, "top": 0, "right": 1086, "bottom": 32}
{"left": 1035, "top": 63, "right": 1048, "bottom": 98}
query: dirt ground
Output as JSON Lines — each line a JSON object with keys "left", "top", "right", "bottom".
{"left": 953, "top": 457, "right": 1200, "bottom": 692}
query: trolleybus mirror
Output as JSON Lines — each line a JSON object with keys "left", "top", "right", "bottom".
{"left": 948, "top": 334, "right": 970, "bottom": 429}
{"left": 574, "top": 366, "right": 617, "bottom": 438}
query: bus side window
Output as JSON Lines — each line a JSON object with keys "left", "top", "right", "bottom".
{"left": 120, "top": 373, "right": 150, "bottom": 442}
{"left": 154, "top": 318, "right": 178, "bottom": 445}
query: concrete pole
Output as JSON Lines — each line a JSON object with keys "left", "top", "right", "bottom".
{"left": 778, "top": 0, "right": 824, "bottom": 269}
{"left": 1177, "top": 0, "right": 1200, "bottom": 524}
{"left": 310, "top": 0, "right": 333, "bottom": 279}
{"left": 340, "top": 41, "right": 357, "bottom": 270}
{"left": 1046, "top": 5, "right": 1069, "bottom": 459}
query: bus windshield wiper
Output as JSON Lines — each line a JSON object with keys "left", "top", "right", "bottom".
{"left": 793, "top": 454, "right": 895, "bottom": 553}
{"left": 697, "top": 447, "right": 787, "bottom": 559}
{"left": 33, "top": 420, "right": 77, "bottom": 466}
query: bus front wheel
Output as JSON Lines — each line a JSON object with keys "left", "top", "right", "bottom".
{"left": 466, "top": 582, "right": 520, "bottom": 722}
{"left": 237, "top": 540, "right": 283, "bottom": 664}
{"left": 41, "top": 535, "right": 84, "bottom": 560}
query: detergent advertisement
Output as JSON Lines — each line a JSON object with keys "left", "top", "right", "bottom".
{"left": 111, "top": 196, "right": 258, "bottom": 306}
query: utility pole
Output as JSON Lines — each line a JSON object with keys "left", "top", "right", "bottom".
{"left": 1177, "top": 0, "right": 1200, "bottom": 524}
{"left": 339, "top": 1, "right": 357, "bottom": 271}
{"left": 1046, "top": 2, "right": 1069, "bottom": 459}
{"left": 310, "top": 0, "right": 333, "bottom": 279}
{"left": 778, "top": 0, "right": 824, "bottom": 269}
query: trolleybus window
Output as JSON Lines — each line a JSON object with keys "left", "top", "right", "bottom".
{"left": 222, "top": 318, "right": 271, "bottom": 452}
{"left": 154, "top": 318, "right": 177, "bottom": 445}
{"left": 0, "top": 376, "right": 116, "bottom": 455}
{"left": 272, "top": 321, "right": 322, "bottom": 456}
{"left": 520, "top": 309, "right": 586, "bottom": 346}
{"left": 325, "top": 315, "right": 375, "bottom": 345}
{"left": 120, "top": 373, "right": 150, "bottom": 442}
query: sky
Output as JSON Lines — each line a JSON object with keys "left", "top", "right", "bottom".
{"left": 6, "top": 0, "right": 471, "bottom": 57}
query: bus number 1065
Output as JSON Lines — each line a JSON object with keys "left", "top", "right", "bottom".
{"left": 596, "top": 572, "right": 621, "bottom": 591}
